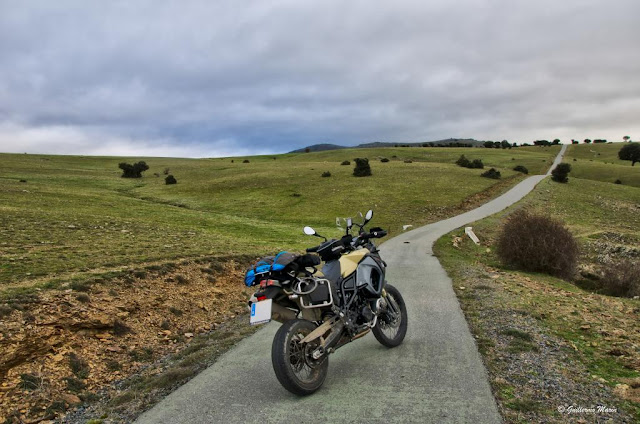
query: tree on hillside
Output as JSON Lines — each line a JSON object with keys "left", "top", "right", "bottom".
{"left": 571, "top": 139, "right": 579, "bottom": 144}
{"left": 618, "top": 143, "right": 640, "bottom": 166}
{"left": 583, "top": 139, "right": 592, "bottom": 144}
{"left": 552, "top": 139, "right": 561, "bottom": 145}
{"left": 484, "top": 141, "right": 494, "bottom": 148}
{"left": 534, "top": 140, "right": 550, "bottom": 146}
{"left": 623, "top": 135, "right": 631, "bottom": 142}
{"left": 501, "top": 140, "right": 511, "bottom": 149}
{"left": 119, "top": 161, "right": 149, "bottom": 178}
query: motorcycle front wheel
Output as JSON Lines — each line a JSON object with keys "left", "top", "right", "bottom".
{"left": 372, "top": 284, "right": 408, "bottom": 347}
{"left": 271, "top": 319, "right": 329, "bottom": 395}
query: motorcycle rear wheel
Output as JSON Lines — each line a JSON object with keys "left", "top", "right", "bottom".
{"left": 271, "top": 319, "right": 329, "bottom": 395}
{"left": 372, "top": 284, "right": 408, "bottom": 347}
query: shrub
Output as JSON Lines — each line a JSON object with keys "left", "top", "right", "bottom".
{"left": 353, "top": 158, "right": 372, "bottom": 177}
{"left": 19, "top": 373, "right": 42, "bottom": 391}
{"left": 106, "top": 359, "right": 121, "bottom": 371}
{"left": 243, "top": 159, "right": 250, "bottom": 163}
{"left": 456, "top": 155, "right": 483, "bottom": 169}
{"left": 118, "top": 161, "right": 149, "bottom": 178}
{"left": 599, "top": 259, "right": 640, "bottom": 298}
{"left": 165, "top": 175, "right": 177, "bottom": 185}
{"left": 455, "top": 155, "right": 470, "bottom": 168}
{"left": 163, "top": 168, "right": 170, "bottom": 175}
{"left": 64, "top": 376, "right": 86, "bottom": 393}
{"left": 404, "top": 159, "right": 413, "bottom": 163}
{"left": 75, "top": 293, "right": 90, "bottom": 303}
{"left": 513, "top": 165, "right": 529, "bottom": 174}
{"left": 113, "top": 319, "right": 132, "bottom": 336}
{"left": 615, "top": 179, "right": 622, "bottom": 184}
{"left": 70, "top": 280, "right": 91, "bottom": 292}
{"left": 340, "top": 160, "right": 350, "bottom": 165}
{"left": 551, "top": 163, "right": 571, "bottom": 183}
{"left": 69, "top": 353, "right": 90, "bottom": 379}
{"left": 380, "top": 158, "right": 389, "bottom": 163}
{"left": 496, "top": 211, "right": 578, "bottom": 279}
{"left": 0, "top": 304, "right": 13, "bottom": 318}
{"left": 321, "top": 171, "right": 331, "bottom": 177}
{"left": 481, "top": 168, "right": 501, "bottom": 179}
{"left": 469, "top": 159, "right": 484, "bottom": 169}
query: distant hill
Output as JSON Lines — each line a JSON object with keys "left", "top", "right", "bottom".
{"left": 289, "top": 143, "right": 348, "bottom": 153}
{"left": 290, "top": 138, "right": 485, "bottom": 153}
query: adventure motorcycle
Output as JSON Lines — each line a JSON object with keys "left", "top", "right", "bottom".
{"left": 245, "top": 210, "right": 408, "bottom": 395}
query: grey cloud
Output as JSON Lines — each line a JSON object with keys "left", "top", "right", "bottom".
{"left": 1, "top": 0, "right": 639, "bottom": 157}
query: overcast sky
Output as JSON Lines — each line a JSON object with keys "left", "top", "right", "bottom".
{"left": 1, "top": 1, "right": 639, "bottom": 157}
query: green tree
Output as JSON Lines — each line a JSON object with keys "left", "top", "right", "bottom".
{"left": 583, "top": 139, "right": 592, "bottom": 144}
{"left": 623, "top": 135, "right": 631, "bottom": 142}
{"left": 618, "top": 143, "right": 640, "bottom": 166}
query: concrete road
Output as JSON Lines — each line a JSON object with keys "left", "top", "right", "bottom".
{"left": 136, "top": 145, "right": 566, "bottom": 424}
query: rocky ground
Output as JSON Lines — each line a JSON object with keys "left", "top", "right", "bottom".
{"left": 0, "top": 257, "right": 256, "bottom": 423}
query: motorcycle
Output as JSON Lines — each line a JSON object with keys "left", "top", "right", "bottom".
{"left": 246, "top": 209, "right": 408, "bottom": 395}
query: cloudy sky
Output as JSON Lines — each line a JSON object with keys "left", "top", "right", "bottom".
{"left": 1, "top": 1, "right": 639, "bottom": 157}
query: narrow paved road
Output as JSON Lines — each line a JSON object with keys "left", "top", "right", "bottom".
{"left": 137, "top": 145, "right": 566, "bottom": 424}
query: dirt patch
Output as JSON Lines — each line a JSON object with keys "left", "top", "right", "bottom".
{"left": 0, "top": 258, "right": 255, "bottom": 423}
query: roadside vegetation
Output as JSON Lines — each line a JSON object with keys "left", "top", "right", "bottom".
{"left": 434, "top": 172, "right": 640, "bottom": 422}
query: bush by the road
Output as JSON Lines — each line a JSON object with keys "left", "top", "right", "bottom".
{"left": 513, "top": 165, "right": 528, "bottom": 174}
{"left": 551, "top": 163, "right": 571, "bottom": 183}
{"left": 165, "top": 175, "right": 177, "bottom": 185}
{"left": 496, "top": 211, "right": 578, "bottom": 280}
{"left": 481, "top": 168, "right": 501, "bottom": 179}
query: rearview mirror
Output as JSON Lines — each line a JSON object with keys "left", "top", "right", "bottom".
{"left": 364, "top": 210, "right": 373, "bottom": 222}
{"left": 303, "top": 226, "right": 316, "bottom": 236}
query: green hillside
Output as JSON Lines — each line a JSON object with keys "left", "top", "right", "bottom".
{"left": 0, "top": 146, "right": 559, "bottom": 290}
{"left": 565, "top": 143, "right": 640, "bottom": 187}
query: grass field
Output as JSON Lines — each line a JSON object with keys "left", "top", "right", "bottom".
{"left": 0, "top": 146, "right": 559, "bottom": 291}
{"left": 565, "top": 143, "right": 640, "bottom": 187}
{"left": 434, "top": 172, "right": 640, "bottom": 421}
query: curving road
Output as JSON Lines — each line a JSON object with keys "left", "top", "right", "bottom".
{"left": 136, "top": 145, "right": 566, "bottom": 424}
